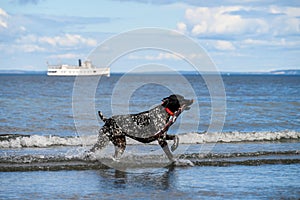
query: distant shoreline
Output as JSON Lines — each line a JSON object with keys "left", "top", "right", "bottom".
{"left": 0, "top": 69, "right": 299, "bottom": 75}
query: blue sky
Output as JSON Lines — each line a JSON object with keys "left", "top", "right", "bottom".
{"left": 0, "top": 0, "right": 299, "bottom": 72}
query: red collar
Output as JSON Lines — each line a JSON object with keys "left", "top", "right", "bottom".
{"left": 165, "top": 107, "right": 174, "bottom": 116}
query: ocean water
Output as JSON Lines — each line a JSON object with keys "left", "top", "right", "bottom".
{"left": 0, "top": 74, "right": 299, "bottom": 199}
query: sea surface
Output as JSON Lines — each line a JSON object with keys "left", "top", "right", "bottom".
{"left": 0, "top": 74, "right": 299, "bottom": 199}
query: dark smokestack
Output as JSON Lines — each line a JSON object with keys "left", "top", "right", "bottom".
{"left": 78, "top": 59, "right": 82, "bottom": 67}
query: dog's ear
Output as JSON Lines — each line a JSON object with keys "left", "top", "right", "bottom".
{"left": 161, "top": 97, "right": 169, "bottom": 107}
{"left": 161, "top": 94, "right": 181, "bottom": 112}
{"left": 173, "top": 94, "right": 184, "bottom": 101}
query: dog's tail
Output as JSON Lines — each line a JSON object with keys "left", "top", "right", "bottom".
{"left": 98, "top": 111, "right": 107, "bottom": 122}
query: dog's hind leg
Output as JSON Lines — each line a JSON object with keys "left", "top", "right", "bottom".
{"left": 112, "top": 135, "right": 126, "bottom": 160}
{"left": 89, "top": 111, "right": 110, "bottom": 153}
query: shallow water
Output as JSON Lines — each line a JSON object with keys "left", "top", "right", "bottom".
{"left": 1, "top": 142, "right": 299, "bottom": 172}
{"left": 1, "top": 164, "right": 299, "bottom": 199}
{"left": 1, "top": 74, "right": 299, "bottom": 199}
{"left": 1, "top": 74, "right": 299, "bottom": 136}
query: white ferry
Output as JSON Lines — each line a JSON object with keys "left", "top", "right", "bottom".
{"left": 47, "top": 59, "right": 110, "bottom": 76}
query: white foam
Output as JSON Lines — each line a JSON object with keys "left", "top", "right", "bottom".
{"left": 0, "top": 131, "right": 299, "bottom": 148}
{"left": 0, "top": 135, "right": 96, "bottom": 148}
{"left": 178, "top": 131, "right": 300, "bottom": 144}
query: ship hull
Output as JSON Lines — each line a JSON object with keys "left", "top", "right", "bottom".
{"left": 47, "top": 68, "right": 110, "bottom": 77}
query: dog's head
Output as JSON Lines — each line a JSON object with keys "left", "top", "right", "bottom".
{"left": 161, "top": 94, "right": 193, "bottom": 113}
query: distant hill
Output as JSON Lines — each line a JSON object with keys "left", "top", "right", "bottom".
{"left": 0, "top": 70, "right": 46, "bottom": 75}
{"left": 269, "top": 69, "right": 300, "bottom": 75}
{"left": 0, "top": 69, "right": 299, "bottom": 75}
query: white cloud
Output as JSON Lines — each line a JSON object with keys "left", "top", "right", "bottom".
{"left": 177, "top": 5, "right": 300, "bottom": 57}
{"left": 48, "top": 53, "right": 83, "bottom": 59}
{"left": 0, "top": 8, "right": 9, "bottom": 28}
{"left": 242, "top": 38, "right": 300, "bottom": 48}
{"left": 176, "top": 22, "right": 187, "bottom": 33}
{"left": 16, "top": 34, "right": 38, "bottom": 43}
{"left": 19, "top": 26, "right": 26, "bottom": 31}
{"left": 215, "top": 40, "right": 235, "bottom": 51}
{"left": 269, "top": 6, "right": 300, "bottom": 36}
{"left": 0, "top": 43, "right": 45, "bottom": 53}
{"left": 191, "top": 24, "right": 207, "bottom": 35}
{"left": 180, "top": 6, "right": 299, "bottom": 37}
{"left": 184, "top": 6, "right": 269, "bottom": 36}
{"left": 128, "top": 52, "right": 181, "bottom": 61}
{"left": 39, "top": 34, "right": 97, "bottom": 47}
{"left": 19, "top": 44, "right": 45, "bottom": 52}
{"left": 127, "top": 52, "right": 209, "bottom": 61}
{"left": 285, "top": 7, "right": 300, "bottom": 17}
{"left": 0, "top": 8, "right": 8, "bottom": 16}
{"left": 13, "top": 33, "right": 97, "bottom": 53}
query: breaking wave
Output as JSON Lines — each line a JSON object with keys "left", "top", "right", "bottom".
{"left": 0, "top": 131, "right": 299, "bottom": 148}
{"left": 0, "top": 134, "right": 95, "bottom": 148}
{"left": 0, "top": 150, "right": 299, "bottom": 171}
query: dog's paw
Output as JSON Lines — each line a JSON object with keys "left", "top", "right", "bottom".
{"left": 171, "top": 136, "right": 179, "bottom": 152}
{"left": 83, "top": 151, "right": 96, "bottom": 160}
{"left": 174, "top": 159, "right": 194, "bottom": 167}
{"left": 111, "top": 156, "right": 121, "bottom": 162}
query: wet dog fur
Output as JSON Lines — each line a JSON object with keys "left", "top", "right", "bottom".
{"left": 90, "top": 94, "right": 193, "bottom": 162}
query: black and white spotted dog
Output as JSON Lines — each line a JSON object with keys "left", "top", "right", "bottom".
{"left": 90, "top": 94, "right": 193, "bottom": 162}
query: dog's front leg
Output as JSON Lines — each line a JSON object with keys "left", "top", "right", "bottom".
{"left": 166, "top": 134, "right": 179, "bottom": 152}
{"left": 158, "top": 136, "right": 174, "bottom": 162}
{"left": 90, "top": 129, "right": 110, "bottom": 152}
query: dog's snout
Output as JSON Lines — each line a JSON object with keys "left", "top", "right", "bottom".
{"left": 183, "top": 98, "right": 193, "bottom": 105}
